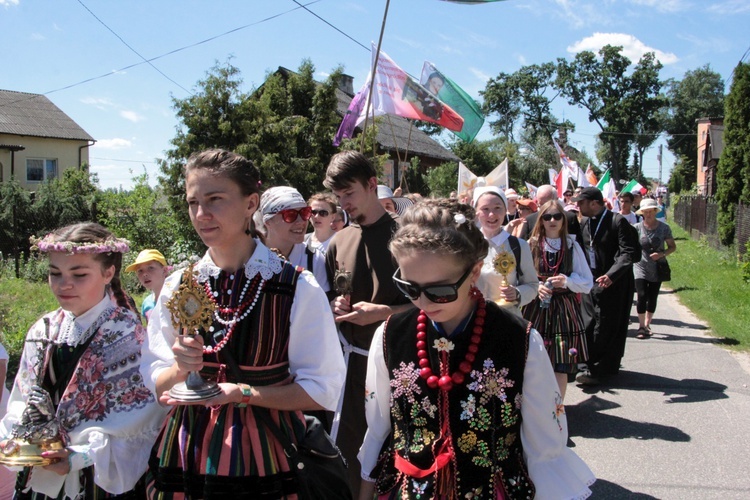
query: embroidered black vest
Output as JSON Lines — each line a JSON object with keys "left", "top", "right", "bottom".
{"left": 376, "top": 302, "right": 535, "bottom": 499}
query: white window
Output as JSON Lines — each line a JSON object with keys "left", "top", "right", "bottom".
{"left": 26, "top": 158, "right": 58, "bottom": 182}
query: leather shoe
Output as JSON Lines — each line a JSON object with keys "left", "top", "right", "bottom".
{"left": 575, "top": 371, "right": 601, "bottom": 386}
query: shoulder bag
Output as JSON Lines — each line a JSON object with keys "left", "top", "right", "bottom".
{"left": 656, "top": 259, "right": 671, "bottom": 282}
{"left": 255, "top": 410, "right": 353, "bottom": 500}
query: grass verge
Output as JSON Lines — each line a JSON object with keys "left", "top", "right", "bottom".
{"left": 666, "top": 223, "right": 750, "bottom": 351}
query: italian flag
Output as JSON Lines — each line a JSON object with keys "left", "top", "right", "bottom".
{"left": 623, "top": 179, "right": 647, "bottom": 195}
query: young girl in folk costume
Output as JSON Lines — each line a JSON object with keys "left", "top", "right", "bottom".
{"left": 522, "top": 201, "right": 594, "bottom": 401}
{"left": 0, "top": 223, "right": 166, "bottom": 499}
{"left": 141, "top": 149, "right": 345, "bottom": 499}
{"left": 358, "top": 199, "right": 595, "bottom": 500}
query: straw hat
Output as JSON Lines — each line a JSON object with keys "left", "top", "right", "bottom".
{"left": 636, "top": 198, "right": 659, "bottom": 215}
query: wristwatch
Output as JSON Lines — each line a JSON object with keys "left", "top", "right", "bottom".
{"left": 235, "top": 384, "right": 253, "bottom": 408}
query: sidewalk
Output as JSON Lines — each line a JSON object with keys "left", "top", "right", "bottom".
{"left": 565, "top": 288, "right": 750, "bottom": 499}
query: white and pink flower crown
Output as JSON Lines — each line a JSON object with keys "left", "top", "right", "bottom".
{"left": 31, "top": 234, "right": 130, "bottom": 254}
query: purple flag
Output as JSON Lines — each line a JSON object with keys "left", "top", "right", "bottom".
{"left": 333, "top": 81, "right": 370, "bottom": 146}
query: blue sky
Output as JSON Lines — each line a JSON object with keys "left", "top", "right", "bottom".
{"left": 1, "top": 0, "right": 748, "bottom": 190}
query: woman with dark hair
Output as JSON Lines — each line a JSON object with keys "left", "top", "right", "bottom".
{"left": 141, "top": 149, "right": 345, "bottom": 498}
{"left": 522, "top": 201, "right": 593, "bottom": 400}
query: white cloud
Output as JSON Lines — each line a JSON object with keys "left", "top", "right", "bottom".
{"left": 567, "top": 33, "right": 679, "bottom": 65}
{"left": 120, "top": 110, "right": 144, "bottom": 123}
{"left": 389, "top": 34, "right": 421, "bottom": 50}
{"left": 31, "top": 33, "right": 45, "bottom": 41}
{"left": 516, "top": 54, "right": 528, "bottom": 66}
{"left": 469, "top": 67, "right": 491, "bottom": 84}
{"left": 80, "top": 96, "right": 116, "bottom": 110}
{"left": 707, "top": 0, "right": 750, "bottom": 14}
{"left": 94, "top": 138, "right": 132, "bottom": 150}
{"left": 628, "top": 0, "right": 690, "bottom": 13}
{"left": 0, "top": 0, "right": 20, "bottom": 6}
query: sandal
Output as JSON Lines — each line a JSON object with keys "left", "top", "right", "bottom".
{"left": 636, "top": 327, "right": 649, "bottom": 339}
{"left": 645, "top": 325, "right": 653, "bottom": 337}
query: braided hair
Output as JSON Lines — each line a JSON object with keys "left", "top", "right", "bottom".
{"left": 389, "top": 198, "right": 488, "bottom": 269}
{"left": 44, "top": 222, "right": 137, "bottom": 315}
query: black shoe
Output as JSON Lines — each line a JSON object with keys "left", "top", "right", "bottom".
{"left": 575, "top": 371, "right": 601, "bottom": 386}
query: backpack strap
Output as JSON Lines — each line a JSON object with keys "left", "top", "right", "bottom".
{"left": 305, "top": 245, "right": 315, "bottom": 272}
{"left": 506, "top": 235, "right": 523, "bottom": 278}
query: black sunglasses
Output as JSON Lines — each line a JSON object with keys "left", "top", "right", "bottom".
{"left": 392, "top": 267, "right": 473, "bottom": 303}
{"left": 541, "top": 212, "right": 564, "bottom": 222}
{"left": 310, "top": 209, "right": 330, "bottom": 217}
{"left": 274, "top": 207, "right": 313, "bottom": 223}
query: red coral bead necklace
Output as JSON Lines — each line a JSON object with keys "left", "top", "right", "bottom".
{"left": 417, "top": 295, "right": 486, "bottom": 391}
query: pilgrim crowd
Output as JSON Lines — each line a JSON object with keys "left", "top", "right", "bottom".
{"left": 0, "top": 148, "right": 676, "bottom": 499}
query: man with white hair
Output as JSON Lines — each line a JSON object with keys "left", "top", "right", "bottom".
{"left": 519, "top": 184, "right": 583, "bottom": 247}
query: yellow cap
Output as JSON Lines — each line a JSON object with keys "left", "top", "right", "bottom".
{"left": 125, "top": 249, "right": 167, "bottom": 273}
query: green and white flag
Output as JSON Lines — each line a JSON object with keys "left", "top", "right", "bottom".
{"left": 421, "top": 62, "right": 485, "bottom": 142}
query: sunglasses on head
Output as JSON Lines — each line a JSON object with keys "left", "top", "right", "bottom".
{"left": 275, "top": 206, "right": 313, "bottom": 223}
{"left": 392, "top": 267, "right": 473, "bottom": 304}
{"left": 310, "top": 209, "right": 330, "bottom": 217}
{"left": 541, "top": 212, "right": 564, "bottom": 222}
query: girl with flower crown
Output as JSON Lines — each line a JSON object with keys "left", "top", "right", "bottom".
{"left": 358, "top": 199, "right": 595, "bottom": 500}
{"left": 0, "top": 222, "right": 167, "bottom": 499}
{"left": 140, "top": 149, "right": 346, "bottom": 499}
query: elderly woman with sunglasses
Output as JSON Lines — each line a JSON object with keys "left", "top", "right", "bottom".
{"left": 522, "top": 200, "right": 593, "bottom": 400}
{"left": 256, "top": 186, "right": 331, "bottom": 295}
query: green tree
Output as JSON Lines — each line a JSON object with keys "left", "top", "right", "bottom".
{"left": 716, "top": 62, "right": 750, "bottom": 245}
{"left": 98, "top": 170, "right": 181, "bottom": 260}
{"left": 556, "top": 46, "right": 664, "bottom": 182}
{"left": 158, "top": 59, "right": 344, "bottom": 251}
{"left": 664, "top": 65, "right": 725, "bottom": 189}
{"left": 482, "top": 63, "right": 570, "bottom": 143}
{"left": 422, "top": 162, "right": 458, "bottom": 197}
{"left": 158, "top": 59, "right": 255, "bottom": 249}
{"left": 667, "top": 155, "right": 695, "bottom": 194}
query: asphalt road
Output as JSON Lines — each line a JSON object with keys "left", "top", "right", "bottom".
{"left": 565, "top": 288, "right": 750, "bottom": 499}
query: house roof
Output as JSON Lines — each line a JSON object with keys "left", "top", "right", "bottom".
{"left": 0, "top": 89, "right": 95, "bottom": 142}
{"left": 334, "top": 87, "right": 459, "bottom": 163}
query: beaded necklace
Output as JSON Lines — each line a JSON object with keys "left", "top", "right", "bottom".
{"left": 540, "top": 236, "right": 565, "bottom": 275}
{"left": 417, "top": 296, "right": 486, "bottom": 391}
{"left": 202, "top": 271, "right": 265, "bottom": 354}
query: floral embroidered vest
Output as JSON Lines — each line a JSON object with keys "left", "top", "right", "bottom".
{"left": 377, "top": 302, "right": 534, "bottom": 499}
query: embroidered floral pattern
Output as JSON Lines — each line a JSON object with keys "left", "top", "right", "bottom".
{"left": 390, "top": 361, "right": 422, "bottom": 403}
{"left": 412, "top": 479, "right": 428, "bottom": 497}
{"left": 467, "top": 359, "right": 515, "bottom": 405}
{"left": 56, "top": 308, "right": 156, "bottom": 430}
{"left": 460, "top": 394, "right": 476, "bottom": 420}
{"left": 458, "top": 431, "right": 477, "bottom": 453}
{"left": 433, "top": 337, "right": 455, "bottom": 352}
{"left": 552, "top": 391, "right": 564, "bottom": 431}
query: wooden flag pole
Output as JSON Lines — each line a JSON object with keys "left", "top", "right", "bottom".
{"left": 359, "top": 0, "right": 391, "bottom": 152}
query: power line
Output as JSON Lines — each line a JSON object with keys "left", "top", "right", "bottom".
{"left": 0, "top": 1, "right": 322, "bottom": 109}
{"left": 76, "top": 0, "right": 192, "bottom": 95}
{"left": 292, "top": 0, "right": 369, "bottom": 51}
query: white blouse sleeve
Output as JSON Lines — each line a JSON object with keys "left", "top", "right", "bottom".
{"left": 357, "top": 322, "right": 391, "bottom": 481}
{"left": 288, "top": 271, "right": 345, "bottom": 411}
{"left": 516, "top": 237, "right": 541, "bottom": 307}
{"left": 140, "top": 271, "right": 183, "bottom": 396}
{"left": 521, "top": 330, "right": 595, "bottom": 499}
{"left": 564, "top": 236, "right": 594, "bottom": 295}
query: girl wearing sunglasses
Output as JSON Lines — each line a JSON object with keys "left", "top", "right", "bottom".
{"left": 523, "top": 200, "right": 593, "bottom": 401}
{"left": 305, "top": 192, "right": 338, "bottom": 254}
{"left": 358, "top": 198, "right": 594, "bottom": 500}
{"left": 256, "top": 186, "right": 331, "bottom": 296}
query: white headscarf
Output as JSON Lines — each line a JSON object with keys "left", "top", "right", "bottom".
{"left": 472, "top": 186, "right": 507, "bottom": 209}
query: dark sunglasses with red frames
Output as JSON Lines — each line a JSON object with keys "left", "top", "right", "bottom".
{"left": 541, "top": 212, "right": 564, "bottom": 222}
{"left": 274, "top": 206, "right": 313, "bottom": 223}
{"left": 310, "top": 209, "right": 330, "bottom": 217}
{"left": 392, "top": 267, "right": 473, "bottom": 304}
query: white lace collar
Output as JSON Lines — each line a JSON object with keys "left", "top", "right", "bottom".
{"left": 57, "top": 295, "right": 114, "bottom": 346}
{"left": 194, "top": 239, "right": 284, "bottom": 283}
